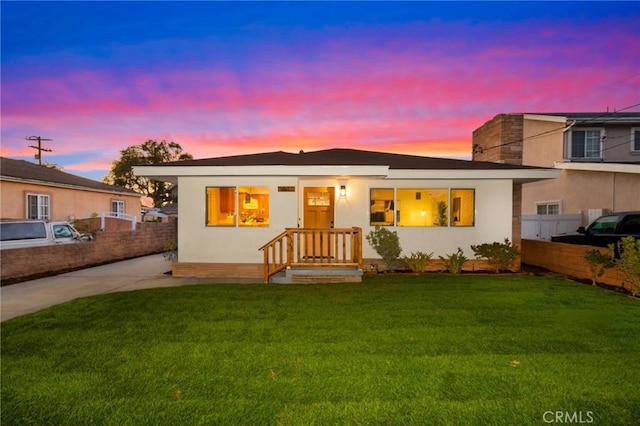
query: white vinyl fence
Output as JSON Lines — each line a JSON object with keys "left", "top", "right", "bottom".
{"left": 522, "top": 214, "right": 582, "bottom": 240}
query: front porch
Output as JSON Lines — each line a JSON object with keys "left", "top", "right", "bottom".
{"left": 259, "top": 227, "right": 364, "bottom": 283}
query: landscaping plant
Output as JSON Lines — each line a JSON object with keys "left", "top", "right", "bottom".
{"left": 439, "top": 247, "right": 468, "bottom": 274}
{"left": 470, "top": 238, "right": 519, "bottom": 273}
{"left": 366, "top": 226, "right": 402, "bottom": 271}
{"left": 402, "top": 251, "right": 433, "bottom": 273}
{"left": 163, "top": 238, "right": 178, "bottom": 263}
{"left": 583, "top": 248, "right": 615, "bottom": 286}
{"left": 614, "top": 236, "right": 640, "bottom": 297}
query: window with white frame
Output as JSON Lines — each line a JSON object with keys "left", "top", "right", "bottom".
{"left": 632, "top": 128, "right": 640, "bottom": 153}
{"left": 27, "top": 193, "right": 50, "bottom": 219}
{"left": 536, "top": 202, "right": 560, "bottom": 215}
{"left": 111, "top": 200, "right": 125, "bottom": 218}
{"left": 569, "top": 129, "right": 603, "bottom": 159}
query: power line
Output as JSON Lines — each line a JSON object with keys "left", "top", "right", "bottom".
{"left": 26, "top": 136, "right": 53, "bottom": 165}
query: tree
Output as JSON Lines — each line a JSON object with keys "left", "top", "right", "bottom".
{"left": 104, "top": 140, "right": 193, "bottom": 207}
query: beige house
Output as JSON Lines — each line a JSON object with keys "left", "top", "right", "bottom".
{"left": 472, "top": 112, "right": 640, "bottom": 236}
{"left": 1, "top": 157, "right": 140, "bottom": 226}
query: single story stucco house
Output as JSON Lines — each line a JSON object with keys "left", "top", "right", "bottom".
{"left": 134, "top": 148, "right": 560, "bottom": 282}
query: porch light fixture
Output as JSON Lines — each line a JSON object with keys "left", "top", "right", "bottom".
{"left": 339, "top": 185, "right": 347, "bottom": 198}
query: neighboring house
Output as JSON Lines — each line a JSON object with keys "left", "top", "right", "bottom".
{"left": 134, "top": 148, "right": 559, "bottom": 281}
{"left": 0, "top": 157, "right": 141, "bottom": 228}
{"left": 472, "top": 112, "right": 640, "bottom": 238}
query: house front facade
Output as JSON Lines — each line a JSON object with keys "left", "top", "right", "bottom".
{"left": 472, "top": 112, "right": 640, "bottom": 236}
{"left": 135, "top": 149, "right": 559, "bottom": 281}
{"left": 0, "top": 157, "right": 140, "bottom": 227}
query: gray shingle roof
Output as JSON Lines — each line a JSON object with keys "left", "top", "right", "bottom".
{"left": 0, "top": 157, "right": 139, "bottom": 195}
{"left": 158, "top": 148, "right": 544, "bottom": 170}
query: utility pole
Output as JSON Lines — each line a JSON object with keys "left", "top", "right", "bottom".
{"left": 26, "top": 136, "right": 53, "bottom": 165}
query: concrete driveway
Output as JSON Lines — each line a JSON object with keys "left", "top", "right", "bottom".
{"left": 1, "top": 254, "right": 245, "bottom": 322}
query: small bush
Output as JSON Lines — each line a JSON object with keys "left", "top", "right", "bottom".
{"left": 439, "top": 248, "right": 468, "bottom": 274}
{"left": 163, "top": 239, "right": 178, "bottom": 263}
{"left": 470, "top": 238, "right": 519, "bottom": 273}
{"left": 584, "top": 248, "right": 615, "bottom": 286}
{"left": 614, "top": 236, "right": 640, "bottom": 297}
{"left": 402, "top": 251, "right": 433, "bottom": 273}
{"left": 366, "top": 226, "right": 402, "bottom": 272}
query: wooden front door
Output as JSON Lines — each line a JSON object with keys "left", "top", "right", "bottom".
{"left": 303, "top": 187, "right": 335, "bottom": 259}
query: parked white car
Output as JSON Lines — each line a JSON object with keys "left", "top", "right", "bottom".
{"left": 0, "top": 220, "right": 91, "bottom": 250}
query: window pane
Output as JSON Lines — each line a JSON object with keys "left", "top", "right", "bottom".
{"left": 571, "top": 131, "right": 585, "bottom": 158}
{"left": 450, "top": 189, "right": 475, "bottom": 226}
{"left": 206, "top": 187, "right": 236, "bottom": 226}
{"left": 585, "top": 130, "right": 601, "bottom": 158}
{"left": 634, "top": 130, "right": 640, "bottom": 151}
{"left": 238, "top": 186, "right": 269, "bottom": 227}
{"left": 370, "top": 189, "right": 394, "bottom": 226}
{"left": 28, "top": 194, "right": 38, "bottom": 219}
{"left": 536, "top": 204, "right": 547, "bottom": 215}
{"left": 397, "top": 189, "right": 448, "bottom": 227}
{"left": 547, "top": 204, "right": 560, "bottom": 215}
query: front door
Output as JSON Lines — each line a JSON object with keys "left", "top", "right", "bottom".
{"left": 303, "top": 187, "right": 335, "bottom": 259}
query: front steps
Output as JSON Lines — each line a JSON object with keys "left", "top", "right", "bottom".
{"left": 270, "top": 267, "right": 363, "bottom": 284}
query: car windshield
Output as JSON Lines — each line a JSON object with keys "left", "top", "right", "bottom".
{"left": 588, "top": 215, "right": 619, "bottom": 234}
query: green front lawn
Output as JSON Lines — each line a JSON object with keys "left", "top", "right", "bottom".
{"left": 2, "top": 275, "right": 639, "bottom": 425}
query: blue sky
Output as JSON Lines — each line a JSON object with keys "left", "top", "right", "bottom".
{"left": 2, "top": 1, "right": 639, "bottom": 180}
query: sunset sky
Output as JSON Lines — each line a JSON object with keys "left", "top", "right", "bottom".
{"left": 2, "top": 1, "right": 639, "bottom": 181}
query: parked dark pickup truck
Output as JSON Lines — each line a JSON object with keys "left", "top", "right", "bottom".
{"left": 551, "top": 211, "right": 640, "bottom": 247}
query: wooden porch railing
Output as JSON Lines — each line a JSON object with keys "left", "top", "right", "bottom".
{"left": 259, "top": 227, "right": 363, "bottom": 283}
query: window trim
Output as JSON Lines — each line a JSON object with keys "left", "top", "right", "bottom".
{"left": 111, "top": 200, "right": 125, "bottom": 218}
{"left": 632, "top": 128, "right": 640, "bottom": 154}
{"left": 568, "top": 128, "right": 604, "bottom": 160}
{"left": 535, "top": 201, "right": 562, "bottom": 215}
{"left": 26, "top": 192, "right": 50, "bottom": 220}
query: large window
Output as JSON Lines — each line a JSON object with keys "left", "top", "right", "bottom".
{"left": 27, "top": 193, "right": 50, "bottom": 220}
{"left": 396, "top": 189, "right": 449, "bottom": 227}
{"left": 570, "top": 129, "right": 602, "bottom": 159}
{"left": 371, "top": 188, "right": 475, "bottom": 227}
{"left": 206, "top": 186, "right": 270, "bottom": 227}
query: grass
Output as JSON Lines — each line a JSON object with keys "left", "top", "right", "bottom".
{"left": 2, "top": 274, "right": 639, "bottom": 425}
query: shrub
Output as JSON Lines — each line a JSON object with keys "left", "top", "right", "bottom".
{"left": 439, "top": 248, "right": 468, "bottom": 274}
{"left": 470, "top": 238, "right": 519, "bottom": 273}
{"left": 614, "top": 236, "right": 640, "bottom": 297}
{"left": 366, "top": 226, "right": 402, "bottom": 272}
{"left": 402, "top": 251, "right": 433, "bottom": 273}
{"left": 163, "top": 239, "right": 178, "bottom": 263}
{"left": 584, "top": 248, "right": 615, "bottom": 286}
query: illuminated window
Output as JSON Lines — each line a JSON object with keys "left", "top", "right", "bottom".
{"left": 238, "top": 186, "right": 269, "bottom": 227}
{"left": 396, "top": 189, "right": 448, "bottom": 227}
{"left": 450, "top": 189, "right": 475, "bottom": 226}
{"left": 370, "top": 188, "right": 395, "bottom": 226}
{"left": 307, "top": 191, "right": 331, "bottom": 206}
{"left": 206, "top": 187, "right": 236, "bottom": 226}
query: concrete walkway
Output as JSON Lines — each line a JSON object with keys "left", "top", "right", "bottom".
{"left": 1, "top": 254, "right": 254, "bottom": 322}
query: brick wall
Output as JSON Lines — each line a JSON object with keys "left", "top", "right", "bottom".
{"left": 1, "top": 219, "right": 177, "bottom": 285}
{"left": 472, "top": 114, "right": 523, "bottom": 164}
{"left": 522, "top": 239, "right": 626, "bottom": 289}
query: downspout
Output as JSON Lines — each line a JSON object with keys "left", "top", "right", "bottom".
{"left": 612, "top": 172, "right": 616, "bottom": 212}
{"left": 562, "top": 120, "right": 577, "bottom": 161}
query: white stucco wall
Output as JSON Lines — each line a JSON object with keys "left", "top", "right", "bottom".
{"left": 177, "top": 175, "right": 514, "bottom": 263}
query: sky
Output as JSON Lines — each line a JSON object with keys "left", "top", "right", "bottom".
{"left": 1, "top": 1, "right": 639, "bottom": 181}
